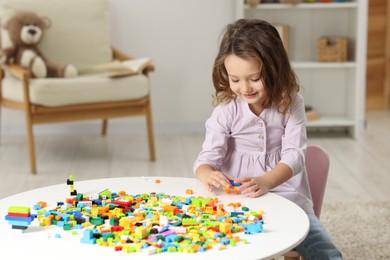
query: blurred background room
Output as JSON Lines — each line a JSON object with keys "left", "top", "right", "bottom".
{"left": 0, "top": 1, "right": 389, "bottom": 258}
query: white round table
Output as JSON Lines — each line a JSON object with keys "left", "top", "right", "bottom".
{"left": 0, "top": 176, "right": 309, "bottom": 260}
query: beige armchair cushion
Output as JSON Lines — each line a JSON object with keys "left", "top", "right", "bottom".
{"left": 2, "top": 75, "right": 150, "bottom": 106}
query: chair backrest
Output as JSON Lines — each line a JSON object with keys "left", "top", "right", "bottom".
{"left": 305, "top": 145, "right": 330, "bottom": 219}
{"left": 0, "top": 0, "right": 112, "bottom": 70}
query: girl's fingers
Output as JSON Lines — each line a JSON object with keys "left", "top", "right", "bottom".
{"left": 211, "top": 175, "right": 228, "bottom": 189}
{"left": 235, "top": 177, "right": 251, "bottom": 182}
{"left": 237, "top": 180, "right": 252, "bottom": 192}
{"left": 217, "top": 174, "right": 232, "bottom": 188}
{"left": 206, "top": 172, "right": 235, "bottom": 191}
{"left": 239, "top": 181, "right": 260, "bottom": 195}
{"left": 210, "top": 179, "right": 222, "bottom": 189}
{"left": 238, "top": 185, "right": 251, "bottom": 194}
{"left": 251, "top": 189, "right": 264, "bottom": 198}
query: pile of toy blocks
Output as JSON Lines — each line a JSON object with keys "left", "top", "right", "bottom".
{"left": 9, "top": 188, "right": 264, "bottom": 255}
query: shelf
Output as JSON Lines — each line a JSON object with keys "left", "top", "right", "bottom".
{"left": 291, "top": 61, "right": 356, "bottom": 69}
{"left": 246, "top": 2, "right": 358, "bottom": 10}
{"left": 306, "top": 116, "right": 354, "bottom": 127}
{"left": 238, "top": 0, "right": 367, "bottom": 138}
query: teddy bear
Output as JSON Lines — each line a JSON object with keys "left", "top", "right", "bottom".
{"left": 0, "top": 10, "right": 78, "bottom": 78}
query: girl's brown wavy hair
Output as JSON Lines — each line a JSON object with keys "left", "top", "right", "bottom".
{"left": 212, "top": 19, "right": 300, "bottom": 114}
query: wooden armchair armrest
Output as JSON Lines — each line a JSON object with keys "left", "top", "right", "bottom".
{"left": 141, "top": 63, "right": 155, "bottom": 75}
{"left": 112, "top": 47, "right": 155, "bottom": 75}
{"left": 4, "top": 64, "right": 32, "bottom": 80}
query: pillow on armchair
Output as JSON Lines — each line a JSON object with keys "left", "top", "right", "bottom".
{"left": 0, "top": 0, "right": 112, "bottom": 70}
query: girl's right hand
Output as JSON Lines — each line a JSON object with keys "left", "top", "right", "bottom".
{"left": 196, "top": 165, "right": 233, "bottom": 192}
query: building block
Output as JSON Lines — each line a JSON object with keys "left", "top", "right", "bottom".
{"left": 223, "top": 180, "right": 241, "bottom": 194}
{"left": 66, "top": 175, "right": 77, "bottom": 196}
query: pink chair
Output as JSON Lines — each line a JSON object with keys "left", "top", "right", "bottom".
{"left": 283, "top": 145, "right": 330, "bottom": 260}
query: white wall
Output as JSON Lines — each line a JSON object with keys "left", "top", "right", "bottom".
{"left": 1, "top": 0, "right": 236, "bottom": 135}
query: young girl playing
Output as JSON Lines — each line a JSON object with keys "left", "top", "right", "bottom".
{"left": 193, "top": 19, "right": 342, "bottom": 259}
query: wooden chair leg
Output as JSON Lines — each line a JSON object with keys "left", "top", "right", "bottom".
{"left": 0, "top": 70, "right": 2, "bottom": 144}
{"left": 24, "top": 114, "right": 37, "bottom": 174}
{"left": 20, "top": 73, "right": 36, "bottom": 174}
{"left": 101, "top": 119, "right": 108, "bottom": 136}
{"left": 146, "top": 100, "right": 156, "bottom": 161}
{"left": 0, "top": 104, "right": 2, "bottom": 144}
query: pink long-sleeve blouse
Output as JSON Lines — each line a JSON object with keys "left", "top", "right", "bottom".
{"left": 193, "top": 93, "right": 314, "bottom": 214}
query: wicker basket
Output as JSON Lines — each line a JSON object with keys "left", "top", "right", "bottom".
{"left": 317, "top": 36, "right": 348, "bottom": 62}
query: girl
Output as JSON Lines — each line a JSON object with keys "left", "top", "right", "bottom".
{"left": 193, "top": 19, "right": 342, "bottom": 259}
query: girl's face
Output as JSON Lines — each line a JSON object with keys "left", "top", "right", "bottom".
{"left": 224, "top": 54, "right": 266, "bottom": 115}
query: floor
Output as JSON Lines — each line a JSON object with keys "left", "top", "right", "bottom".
{"left": 1, "top": 109, "right": 390, "bottom": 202}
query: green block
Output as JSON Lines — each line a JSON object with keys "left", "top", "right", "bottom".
{"left": 90, "top": 217, "right": 104, "bottom": 225}
{"left": 99, "top": 189, "right": 112, "bottom": 199}
{"left": 63, "top": 223, "right": 72, "bottom": 230}
{"left": 76, "top": 193, "right": 83, "bottom": 201}
{"left": 168, "top": 246, "right": 177, "bottom": 253}
{"left": 8, "top": 206, "right": 30, "bottom": 214}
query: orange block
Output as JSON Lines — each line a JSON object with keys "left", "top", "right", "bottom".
{"left": 37, "top": 201, "right": 47, "bottom": 208}
{"left": 118, "top": 190, "right": 126, "bottom": 196}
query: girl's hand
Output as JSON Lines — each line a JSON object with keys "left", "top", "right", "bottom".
{"left": 197, "top": 169, "right": 233, "bottom": 192}
{"left": 236, "top": 176, "right": 271, "bottom": 198}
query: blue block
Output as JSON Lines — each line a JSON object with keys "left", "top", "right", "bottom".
{"left": 6, "top": 220, "right": 32, "bottom": 226}
{"left": 80, "top": 229, "right": 96, "bottom": 244}
{"left": 244, "top": 222, "right": 263, "bottom": 234}
{"left": 74, "top": 224, "right": 83, "bottom": 229}
{"left": 229, "top": 180, "right": 241, "bottom": 187}
{"left": 5, "top": 215, "right": 35, "bottom": 224}
{"left": 230, "top": 211, "right": 244, "bottom": 217}
{"left": 57, "top": 213, "right": 70, "bottom": 222}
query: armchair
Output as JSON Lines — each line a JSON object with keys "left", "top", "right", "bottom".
{"left": 0, "top": 0, "right": 156, "bottom": 174}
